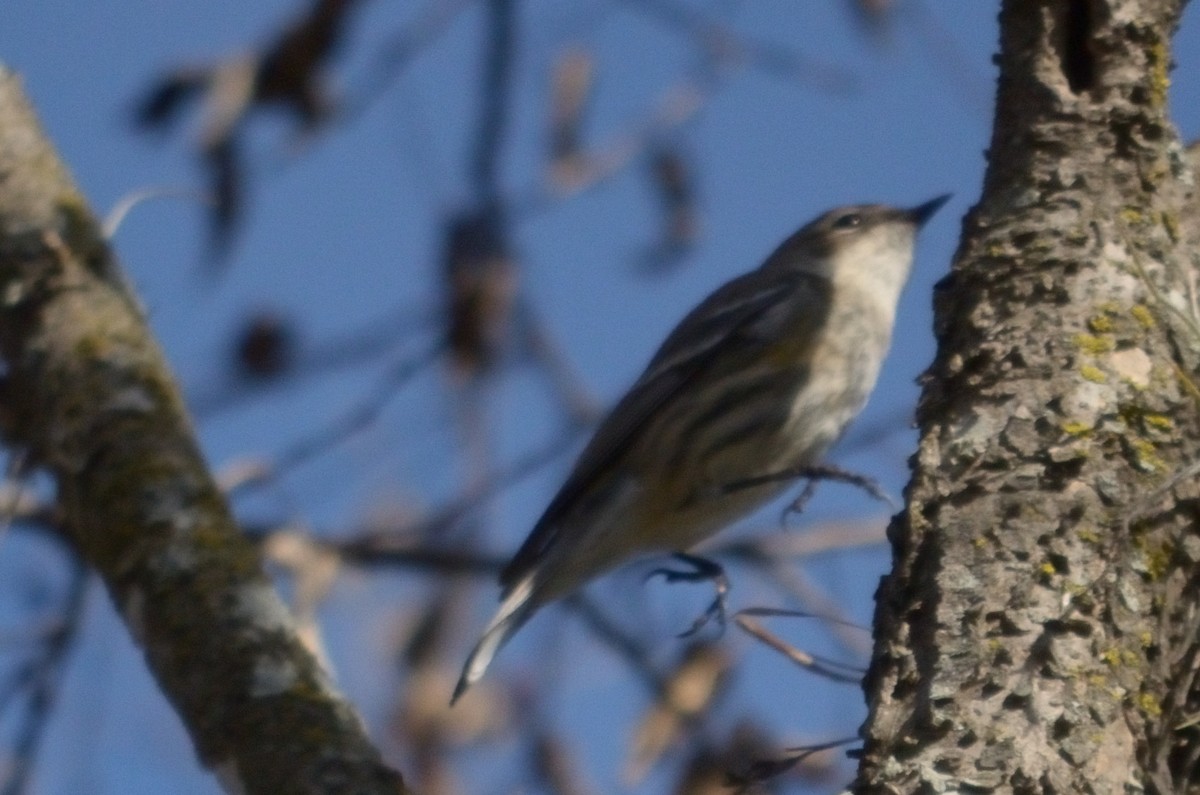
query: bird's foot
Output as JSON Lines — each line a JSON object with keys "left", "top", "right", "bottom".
{"left": 647, "top": 552, "right": 729, "bottom": 637}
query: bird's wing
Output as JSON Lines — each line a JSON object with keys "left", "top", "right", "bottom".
{"left": 499, "top": 268, "right": 829, "bottom": 590}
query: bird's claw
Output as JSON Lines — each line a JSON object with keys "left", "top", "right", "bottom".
{"left": 646, "top": 553, "right": 729, "bottom": 637}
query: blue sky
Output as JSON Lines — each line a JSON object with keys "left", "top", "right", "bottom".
{"left": 4, "top": 2, "right": 1200, "bottom": 793}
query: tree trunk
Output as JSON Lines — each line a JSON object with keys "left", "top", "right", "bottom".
{"left": 855, "top": 1, "right": 1200, "bottom": 792}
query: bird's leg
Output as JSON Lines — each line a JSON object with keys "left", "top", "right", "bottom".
{"left": 723, "top": 462, "right": 894, "bottom": 518}
{"left": 786, "top": 477, "right": 822, "bottom": 517}
{"left": 646, "top": 552, "right": 729, "bottom": 637}
{"left": 787, "top": 463, "right": 893, "bottom": 516}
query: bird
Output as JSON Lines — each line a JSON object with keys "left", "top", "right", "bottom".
{"left": 453, "top": 195, "right": 951, "bottom": 702}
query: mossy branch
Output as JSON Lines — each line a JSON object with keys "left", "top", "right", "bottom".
{"left": 0, "top": 67, "right": 410, "bottom": 795}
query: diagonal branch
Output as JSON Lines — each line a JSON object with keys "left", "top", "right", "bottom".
{"left": 0, "top": 67, "right": 410, "bottom": 795}
{"left": 473, "top": 0, "right": 517, "bottom": 203}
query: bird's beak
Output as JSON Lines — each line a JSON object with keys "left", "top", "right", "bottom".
{"left": 908, "top": 194, "right": 952, "bottom": 228}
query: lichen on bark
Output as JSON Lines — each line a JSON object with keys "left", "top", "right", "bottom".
{"left": 855, "top": 2, "right": 1200, "bottom": 793}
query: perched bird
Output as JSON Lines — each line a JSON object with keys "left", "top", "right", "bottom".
{"left": 453, "top": 196, "right": 950, "bottom": 702}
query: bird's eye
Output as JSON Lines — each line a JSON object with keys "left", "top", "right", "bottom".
{"left": 832, "top": 213, "right": 861, "bottom": 230}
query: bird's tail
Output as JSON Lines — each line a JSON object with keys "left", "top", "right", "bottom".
{"left": 452, "top": 575, "right": 538, "bottom": 704}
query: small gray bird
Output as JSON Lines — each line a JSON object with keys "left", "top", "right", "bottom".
{"left": 454, "top": 196, "right": 950, "bottom": 702}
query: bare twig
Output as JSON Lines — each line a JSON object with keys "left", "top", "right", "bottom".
{"left": 386, "top": 421, "right": 590, "bottom": 541}
{"left": 531, "top": 731, "right": 597, "bottom": 795}
{"left": 440, "top": 209, "right": 519, "bottom": 382}
{"left": 190, "top": 303, "right": 434, "bottom": 419}
{"left": 720, "top": 516, "right": 888, "bottom": 560}
{"left": 263, "top": 343, "right": 442, "bottom": 480}
{"left": 514, "top": 0, "right": 859, "bottom": 220}
{"left": 336, "top": 539, "right": 506, "bottom": 574}
{"left": 243, "top": 511, "right": 885, "bottom": 596}
{"left": 565, "top": 594, "right": 666, "bottom": 697}
{"left": 516, "top": 299, "right": 603, "bottom": 424}
{"left": 610, "top": 0, "right": 858, "bottom": 93}
{"left": 733, "top": 613, "right": 862, "bottom": 684}
{"left": 473, "top": 0, "right": 516, "bottom": 203}
{"left": 727, "top": 736, "right": 858, "bottom": 792}
{"left": 102, "top": 186, "right": 214, "bottom": 238}
{"left": 515, "top": 69, "right": 714, "bottom": 217}
{"left": 735, "top": 606, "right": 868, "bottom": 635}
{"left": 0, "top": 453, "right": 33, "bottom": 545}
{"left": 0, "top": 562, "right": 87, "bottom": 795}
{"left": 134, "top": 0, "right": 365, "bottom": 255}
{"left": 637, "top": 146, "right": 700, "bottom": 272}
{"left": 547, "top": 48, "right": 595, "bottom": 177}
{"left": 902, "top": 0, "right": 994, "bottom": 118}
{"left": 239, "top": 419, "right": 588, "bottom": 572}
{"left": 625, "top": 641, "right": 730, "bottom": 785}
{"left": 339, "top": 0, "right": 480, "bottom": 123}
{"left": 731, "top": 552, "right": 875, "bottom": 659}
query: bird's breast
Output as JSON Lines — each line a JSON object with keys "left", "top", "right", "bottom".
{"left": 780, "top": 308, "right": 891, "bottom": 460}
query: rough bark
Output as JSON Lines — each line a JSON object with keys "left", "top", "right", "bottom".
{"left": 855, "top": 1, "right": 1200, "bottom": 793}
{"left": 0, "top": 68, "right": 410, "bottom": 795}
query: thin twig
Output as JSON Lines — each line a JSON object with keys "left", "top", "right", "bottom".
{"left": 337, "top": 540, "right": 507, "bottom": 574}
{"left": 734, "top": 554, "right": 875, "bottom": 658}
{"left": 402, "top": 421, "right": 590, "bottom": 540}
{"left": 727, "top": 736, "right": 858, "bottom": 791}
{"left": 902, "top": 0, "right": 994, "bottom": 119}
{"left": 338, "top": 0, "right": 480, "bottom": 124}
{"left": 102, "top": 186, "right": 214, "bottom": 239}
{"left": 0, "top": 561, "right": 88, "bottom": 795}
{"left": 515, "top": 299, "right": 603, "bottom": 425}
{"left": 719, "top": 516, "right": 888, "bottom": 560}
{"left": 472, "top": 0, "right": 516, "bottom": 203}
{"left": 610, "top": 0, "right": 858, "bottom": 93}
{"left": 565, "top": 594, "right": 667, "bottom": 698}
{"left": 263, "top": 343, "right": 442, "bottom": 480}
{"left": 190, "top": 303, "right": 434, "bottom": 419}
{"left": 240, "top": 422, "right": 589, "bottom": 568}
{"left": 735, "top": 606, "right": 868, "bottom": 635}
{"left": 733, "top": 613, "right": 862, "bottom": 684}
{"left": 513, "top": 69, "right": 714, "bottom": 219}
{"left": 0, "top": 453, "right": 32, "bottom": 547}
